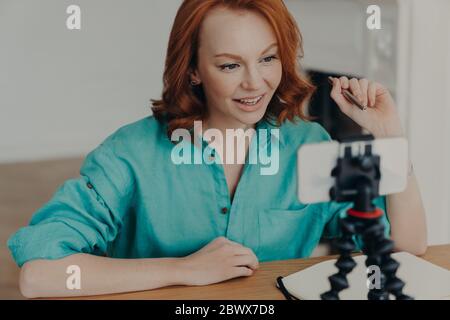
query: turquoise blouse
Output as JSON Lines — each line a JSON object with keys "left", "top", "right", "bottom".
{"left": 7, "top": 116, "right": 389, "bottom": 267}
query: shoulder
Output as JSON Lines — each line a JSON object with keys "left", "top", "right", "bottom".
{"left": 81, "top": 115, "right": 166, "bottom": 175}
{"left": 279, "top": 117, "right": 332, "bottom": 148}
{"left": 104, "top": 115, "right": 163, "bottom": 146}
{"left": 80, "top": 116, "right": 165, "bottom": 193}
{"left": 97, "top": 115, "right": 167, "bottom": 155}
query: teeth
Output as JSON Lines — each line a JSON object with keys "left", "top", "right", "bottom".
{"left": 237, "top": 95, "right": 263, "bottom": 105}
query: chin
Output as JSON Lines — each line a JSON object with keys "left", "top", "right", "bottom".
{"left": 233, "top": 109, "right": 267, "bottom": 127}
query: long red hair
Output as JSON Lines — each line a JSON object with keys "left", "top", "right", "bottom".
{"left": 151, "top": 0, "right": 315, "bottom": 138}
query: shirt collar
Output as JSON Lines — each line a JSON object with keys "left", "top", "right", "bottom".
{"left": 188, "top": 118, "right": 285, "bottom": 148}
{"left": 164, "top": 116, "right": 285, "bottom": 150}
{"left": 169, "top": 118, "right": 285, "bottom": 146}
{"left": 256, "top": 118, "right": 285, "bottom": 147}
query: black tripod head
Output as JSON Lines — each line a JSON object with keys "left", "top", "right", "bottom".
{"left": 329, "top": 134, "right": 381, "bottom": 212}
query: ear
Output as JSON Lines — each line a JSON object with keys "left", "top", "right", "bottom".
{"left": 189, "top": 69, "right": 201, "bottom": 84}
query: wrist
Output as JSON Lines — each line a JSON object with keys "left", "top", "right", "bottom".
{"left": 371, "top": 119, "right": 404, "bottom": 139}
{"left": 146, "top": 257, "right": 189, "bottom": 287}
{"left": 172, "top": 257, "right": 190, "bottom": 286}
{"left": 373, "top": 127, "right": 404, "bottom": 139}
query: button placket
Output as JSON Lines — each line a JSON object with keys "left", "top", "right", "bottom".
{"left": 205, "top": 153, "right": 231, "bottom": 226}
{"left": 224, "top": 131, "right": 261, "bottom": 243}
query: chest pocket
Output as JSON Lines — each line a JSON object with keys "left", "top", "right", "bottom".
{"left": 256, "top": 205, "right": 324, "bottom": 262}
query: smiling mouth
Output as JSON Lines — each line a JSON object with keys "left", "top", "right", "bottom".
{"left": 233, "top": 94, "right": 265, "bottom": 106}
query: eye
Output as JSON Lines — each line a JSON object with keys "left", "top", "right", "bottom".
{"left": 261, "top": 55, "right": 278, "bottom": 63}
{"left": 219, "top": 63, "right": 240, "bottom": 72}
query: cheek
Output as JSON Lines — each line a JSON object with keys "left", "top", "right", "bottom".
{"left": 264, "top": 65, "right": 283, "bottom": 87}
{"left": 206, "top": 72, "right": 240, "bottom": 99}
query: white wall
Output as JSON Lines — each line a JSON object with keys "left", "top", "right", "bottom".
{"left": 406, "top": 0, "right": 450, "bottom": 244}
{"left": 1, "top": 0, "right": 449, "bottom": 243}
{"left": 0, "top": 0, "right": 182, "bottom": 163}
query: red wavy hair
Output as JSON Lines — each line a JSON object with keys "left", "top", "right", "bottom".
{"left": 151, "top": 0, "right": 315, "bottom": 138}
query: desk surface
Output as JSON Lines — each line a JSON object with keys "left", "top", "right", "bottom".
{"left": 74, "top": 244, "right": 450, "bottom": 300}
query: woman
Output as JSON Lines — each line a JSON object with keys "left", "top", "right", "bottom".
{"left": 8, "top": 0, "right": 427, "bottom": 298}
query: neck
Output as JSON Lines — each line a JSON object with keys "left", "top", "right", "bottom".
{"left": 199, "top": 115, "right": 257, "bottom": 164}
{"left": 204, "top": 115, "right": 255, "bottom": 136}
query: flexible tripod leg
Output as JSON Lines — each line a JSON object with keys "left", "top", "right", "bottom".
{"left": 321, "top": 212, "right": 413, "bottom": 300}
{"left": 320, "top": 216, "right": 358, "bottom": 300}
{"left": 361, "top": 218, "right": 413, "bottom": 300}
{"left": 360, "top": 219, "right": 389, "bottom": 299}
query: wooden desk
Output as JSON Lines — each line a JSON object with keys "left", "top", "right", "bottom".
{"left": 65, "top": 244, "right": 450, "bottom": 300}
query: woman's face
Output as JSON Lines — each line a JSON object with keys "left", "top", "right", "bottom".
{"left": 192, "top": 7, "right": 283, "bottom": 129}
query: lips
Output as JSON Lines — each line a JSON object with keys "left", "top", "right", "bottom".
{"left": 233, "top": 94, "right": 266, "bottom": 112}
{"left": 233, "top": 94, "right": 265, "bottom": 103}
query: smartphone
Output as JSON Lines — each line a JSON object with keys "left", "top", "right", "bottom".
{"left": 297, "top": 137, "right": 409, "bottom": 204}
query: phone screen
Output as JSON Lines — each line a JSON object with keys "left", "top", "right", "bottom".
{"left": 297, "top": 137, "right": 408, "bottom": 204}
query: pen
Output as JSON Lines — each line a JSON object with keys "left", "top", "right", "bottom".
{"left": 328, "top": 76, "right": 367, "bottom": 111}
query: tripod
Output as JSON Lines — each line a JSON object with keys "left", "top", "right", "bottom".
{"left": 320, "top": 136, "right": 412, "bottom": 300}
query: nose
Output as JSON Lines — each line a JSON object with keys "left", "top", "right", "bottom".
{"left": 241, "top": 66, "right": 264, "bottom": 91}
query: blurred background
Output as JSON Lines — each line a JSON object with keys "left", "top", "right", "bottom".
{"left": 1, "top": 0, "right": 449, "bottom": 299}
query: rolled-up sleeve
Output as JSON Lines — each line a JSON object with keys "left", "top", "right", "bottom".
{"left": 7, "top": 139, "right": 135, "bottom": 267}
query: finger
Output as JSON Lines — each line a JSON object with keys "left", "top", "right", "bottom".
{"left": 231, "top": 244, "right": 257, "bottom": 257}
{"left": 339, "top": 76, "right": 349, "bottom": 89}
{"left": 205, "top": 236, "right": 230, "bottom": 252}
{"left": 229, "top": 246, "right": 259, "bottom": 266}
{"left": 230, "top": 255, "right": 259, "bottom": 270}
{"left": 330, "top": 77, "right": 353, "bottom": 114}
{"left": 349, "top": 78, "right": 363, "bottom": 104}
{"left": 359, "top": 78, "right": 369, "bottom": 107}
{"left": 227, "top": 243, "right": 258, "bottom": 264}
{"left": 226, "top": 239, "right": 257, "bottom": 256}
{"left": 222, "top": 266, "right": 253, "bottom": 282}
{"left": 232, "top": 267, "right": 254, "bottom": 278}
{"left": 368, "top": 81, "right": 378, "bottom": 107}
{"left": 225, "top": 238, "right": 244, "bottom": 247}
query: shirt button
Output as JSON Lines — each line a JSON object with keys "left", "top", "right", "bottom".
{"left": 221, "top": 207, "right": 228, "bottom": 214}
{"left": 87, "top": 183, "right": 93, "bottom": 189}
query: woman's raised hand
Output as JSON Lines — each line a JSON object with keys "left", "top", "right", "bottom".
{"left": 329, "top": 76, "right": 404, "bottom": 138}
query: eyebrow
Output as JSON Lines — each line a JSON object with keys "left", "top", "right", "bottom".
{"left": 214, "top": 43, "right": 278, "bottom": 60}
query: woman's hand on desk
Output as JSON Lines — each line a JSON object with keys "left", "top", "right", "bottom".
{"left": 329, "top": 76, "right": 404, "bottom": 138}
{"left": 19, "top": 238, "right": 258, "bottom": 298}
{"left": 177, "top": 236, "right": 259, "bottom": 286}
